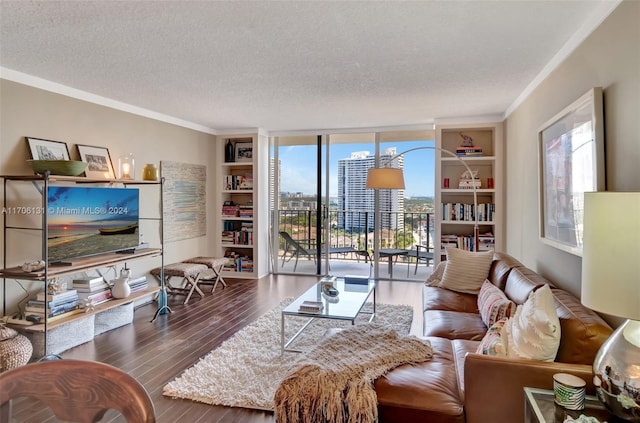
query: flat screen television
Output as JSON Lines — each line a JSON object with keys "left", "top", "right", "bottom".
{"left": 46, "top": 186, "right": 140, "bottom": 264}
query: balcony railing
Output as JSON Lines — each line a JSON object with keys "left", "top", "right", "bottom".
{"left": 277, "top": 209, "right": 434, "bottom": 259}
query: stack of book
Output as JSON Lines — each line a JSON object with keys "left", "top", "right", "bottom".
{"left": 222, "top": 203, "right": 240, "bottom": 217}
{"left": 238, "top": 203, "right": 253, "bottom": 218}
{"left": 127, "top": 276, "right": 148, "bottom": 293}
{"left": 298, "top": 301, "right": 323, "bottom": 313}
{"left": 25, "top": 289, "right": 81, "bottom": 321}
{"left": 456, "top": 146, "right": 483, "bottom": 157}
{"left": 236, "top": 256, "right": 254, "bottom": 272}
{"left": 73, "top": 277, "right": 112, "bottom": 305}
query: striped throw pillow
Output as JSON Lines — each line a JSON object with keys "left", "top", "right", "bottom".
{"left": 477, "top": 280, "right": 517, "bottom": 327}
{"left": 439, "top": 247, "right": 494, "bottom": 294}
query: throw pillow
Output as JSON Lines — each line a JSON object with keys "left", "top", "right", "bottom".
{"left": 425, "top": 261, "right": 446, "bottom": 287}
{"left": 476, "top": 318, "right": 507, "bottom": 356}
{"left": 477, "top": 280, "right": 517, "bottom": 327}
{"left": 439, "top": 247, "right": 494, "bottom": 295}
{"left": 502, "top": 284, "right": 561, "bottom": 361}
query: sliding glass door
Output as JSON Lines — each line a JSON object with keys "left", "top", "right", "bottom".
{"left": 270, "top": 130, "right": 435, "bottom": 281}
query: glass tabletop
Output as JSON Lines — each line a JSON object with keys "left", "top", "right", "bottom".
{"left": 524, "top": 387, "right": 616, "bottom": 423}
{"left": 282, "top": 277, "right": 375, "bottom": 320}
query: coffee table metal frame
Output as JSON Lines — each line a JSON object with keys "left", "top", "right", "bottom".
{"left": 281, "top": 278, "right": 376, "bottom": 353}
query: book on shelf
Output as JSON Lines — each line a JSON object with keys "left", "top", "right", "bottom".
{"left": 128, "top": 276, "right": 148, "bottom": 293}
{"left": 298, "top": 300, "right": 323, "bottom": 313}
{"left": 73, "top": 282, "right": 111, "bottom": 293}
{"left": 72, "top": 276, "right": 105, "bottom": 287}
{"left": 455, "top": 146, "right": 483, "bottom": 157}
{"left": 77, "top": 288, "right": 113, "bottom": 304}
{"left": 441, "top": 232, "right": 495, "bottom": 252}
{"left": 223, "top": 174, "right": 253, "bottom": 191}
{"left": 25, "top": 308, "right": 85, "bottom": 323}
{"left": 36, "top": 289, "right": 78, "bottom": 303}
{"left": 25, "top": 301, "right": 80, "bottom": 317}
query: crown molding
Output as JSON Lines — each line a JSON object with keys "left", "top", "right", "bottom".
{"left": 1, "top": 67, "right": 218, "bottom": 135}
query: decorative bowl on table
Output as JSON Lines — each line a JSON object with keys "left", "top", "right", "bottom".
{"left": 27, "top": 160, "right": 88, "bottom": 176}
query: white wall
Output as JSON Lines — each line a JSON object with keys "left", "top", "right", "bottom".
{"left": 0, "top": 79, "right": 217, "bottom": 315}
{"left": 504, "top": 0, "right": 640, "bottom": 298}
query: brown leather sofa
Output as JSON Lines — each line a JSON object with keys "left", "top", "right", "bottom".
{"left": 374, "top": 252, "right": 613, "bottom": 423}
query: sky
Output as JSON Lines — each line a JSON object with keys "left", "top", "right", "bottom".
{"left": 277, "top": 139, "right": 436, "bottom": 198}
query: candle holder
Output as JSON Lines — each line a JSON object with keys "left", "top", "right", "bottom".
{"left": 118, "top": 153, "right": 135, "bottom": 180}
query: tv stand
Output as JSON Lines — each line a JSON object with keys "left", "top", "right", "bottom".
{"left": 0, "top": 174, "right": 166, "bottom": 357}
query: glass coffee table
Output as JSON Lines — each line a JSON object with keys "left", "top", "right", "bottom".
{"left": 281, "top": 277, "right": 376, "bottom": 353}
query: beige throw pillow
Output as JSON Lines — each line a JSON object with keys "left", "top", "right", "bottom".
{"left": 439, "top": 247, "right": 494, "bottom": 295}
{"left": 501, "top": 284, "right": 561, "bottom": 361}
{"left": 425, "top": 261, "right": 447, "bottom": 286}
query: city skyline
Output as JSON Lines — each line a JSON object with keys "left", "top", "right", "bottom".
{"left": 277, "top": 139, "right": 436, "bottom": 197}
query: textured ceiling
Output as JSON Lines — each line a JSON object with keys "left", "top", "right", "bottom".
{"left": 0, "top": 1, "right": 617, "bottom": 133}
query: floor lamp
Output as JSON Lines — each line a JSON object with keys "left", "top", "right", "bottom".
{"left": 365, "top": 146, "right": 480, "bottom": 251}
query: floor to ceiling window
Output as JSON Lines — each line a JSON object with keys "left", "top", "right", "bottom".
{"left": 270, "top": 130, "right": 435, "bottom": 281}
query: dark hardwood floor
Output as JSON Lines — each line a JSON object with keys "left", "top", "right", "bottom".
{"left": 10, "top": 274, "right": 424, "bottom": 422}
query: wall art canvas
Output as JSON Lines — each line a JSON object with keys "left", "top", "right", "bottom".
{"left": 161, "top": 161, "right": 206, "bottom": 242}
{"left": 538, "top": 87, "right": 605, "bottom": 256}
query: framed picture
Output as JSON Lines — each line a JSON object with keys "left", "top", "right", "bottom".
{"left": 26, "top": 137, "right": 70, "bottom": 160}
{"left": 235, "top": 142, "right": 253, "bottom": 162}
{"left": 538, "top": 87, "right": 605, "bottom": 256}
{"left": 76, "top": 144, "right": 116, "bottom": 179}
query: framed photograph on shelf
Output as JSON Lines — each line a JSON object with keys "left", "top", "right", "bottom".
{"left": 26, "top": 137, "right": 70, "bottom": 160}
{"left": 76, "top": 144, "right": 115, "bottom": 179}
{"left": 234, "top": 142, "right": 253, "bottom": 163}
{"left": 538, "top": 87, "right": 605, "bottom": 257}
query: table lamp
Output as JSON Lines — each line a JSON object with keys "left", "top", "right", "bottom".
{"left": 581, "top": 191, "right": 640, "bottom": 422}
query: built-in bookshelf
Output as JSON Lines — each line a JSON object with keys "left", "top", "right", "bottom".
{"left": 216, "top": 134, "right": 267, "bottom": 278}
{"left": 434, "top": 122, "right": 503, "bottom": 261}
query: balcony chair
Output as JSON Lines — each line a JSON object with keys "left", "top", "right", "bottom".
{"left": 405, "top": 244, "right": 434, "bottom": 276}
{"left": 0, "top": 359, "right": 155, "bottom": 423}
{"left": 279, "top": 231, "right": 316, "bottom": 271}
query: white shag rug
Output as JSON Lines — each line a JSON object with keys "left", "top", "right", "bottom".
{"left": 163, "top": 298, "right": 413, "bottom": 411}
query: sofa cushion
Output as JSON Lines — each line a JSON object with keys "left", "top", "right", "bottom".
{"left": 451, "top": 339, "right": 480, "bottom": 403}
{"left": 375, "top": 337, "right": 465, "bottom": 423}
{"left": 440, "top": 247, "right": 494, "bottom": 295}
{"left": 488, "top": 252, "right": 523, "bottom": 290}
{"left": 423, "top": 310, "right": 487, "bottom": 341}
{"left": 551, "top": 288, "right": 612, "bottom": 364}
{"left": 503, "top": 284, "right": 561, "bottom": 361}
{"left": 477, "top": 280, "right": 516, "bottom": 327}
{"left": 503, "top": 267, "right": 547, "bottom": 304}
{"left": 423, "top": 285, "right": 478, "bottom": 313}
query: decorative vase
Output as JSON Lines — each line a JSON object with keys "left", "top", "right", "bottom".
{"left": 225, "top": 140, "right": 235, "bottom": 163}
{"left": 142, "top": 163, "right": 159, "bottom": 181}
{"left": 111, "top": 277, "right": 131, "bottom": 299}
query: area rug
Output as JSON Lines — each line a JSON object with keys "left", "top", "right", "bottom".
{"left": 162, "top": 298, "right": 413, "bottom": 411}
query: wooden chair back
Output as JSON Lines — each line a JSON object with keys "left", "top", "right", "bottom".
{"left": 0, "top": 359, "right": 155, "bottom": 423}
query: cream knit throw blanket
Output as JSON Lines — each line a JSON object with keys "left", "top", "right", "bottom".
{"left": 274, "top": 324, "right": 433, "bottom": 423}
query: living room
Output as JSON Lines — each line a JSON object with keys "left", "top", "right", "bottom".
{"left": 0, "top": 1, "right": 638, "bottom": 422}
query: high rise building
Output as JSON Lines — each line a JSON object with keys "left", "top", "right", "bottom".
{"left": 337, "top": 148, "right": 404, "bottom": 231}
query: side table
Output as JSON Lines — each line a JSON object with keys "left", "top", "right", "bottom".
{"left": 524, "top": 387, "right": 620, "bottom": 423}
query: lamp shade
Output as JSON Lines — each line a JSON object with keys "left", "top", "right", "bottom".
{"left": 581, "top": 192, "right": 640, "bottom": 320}
{"left": 366, "top": 168, "right": 405, "bottom": 189}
